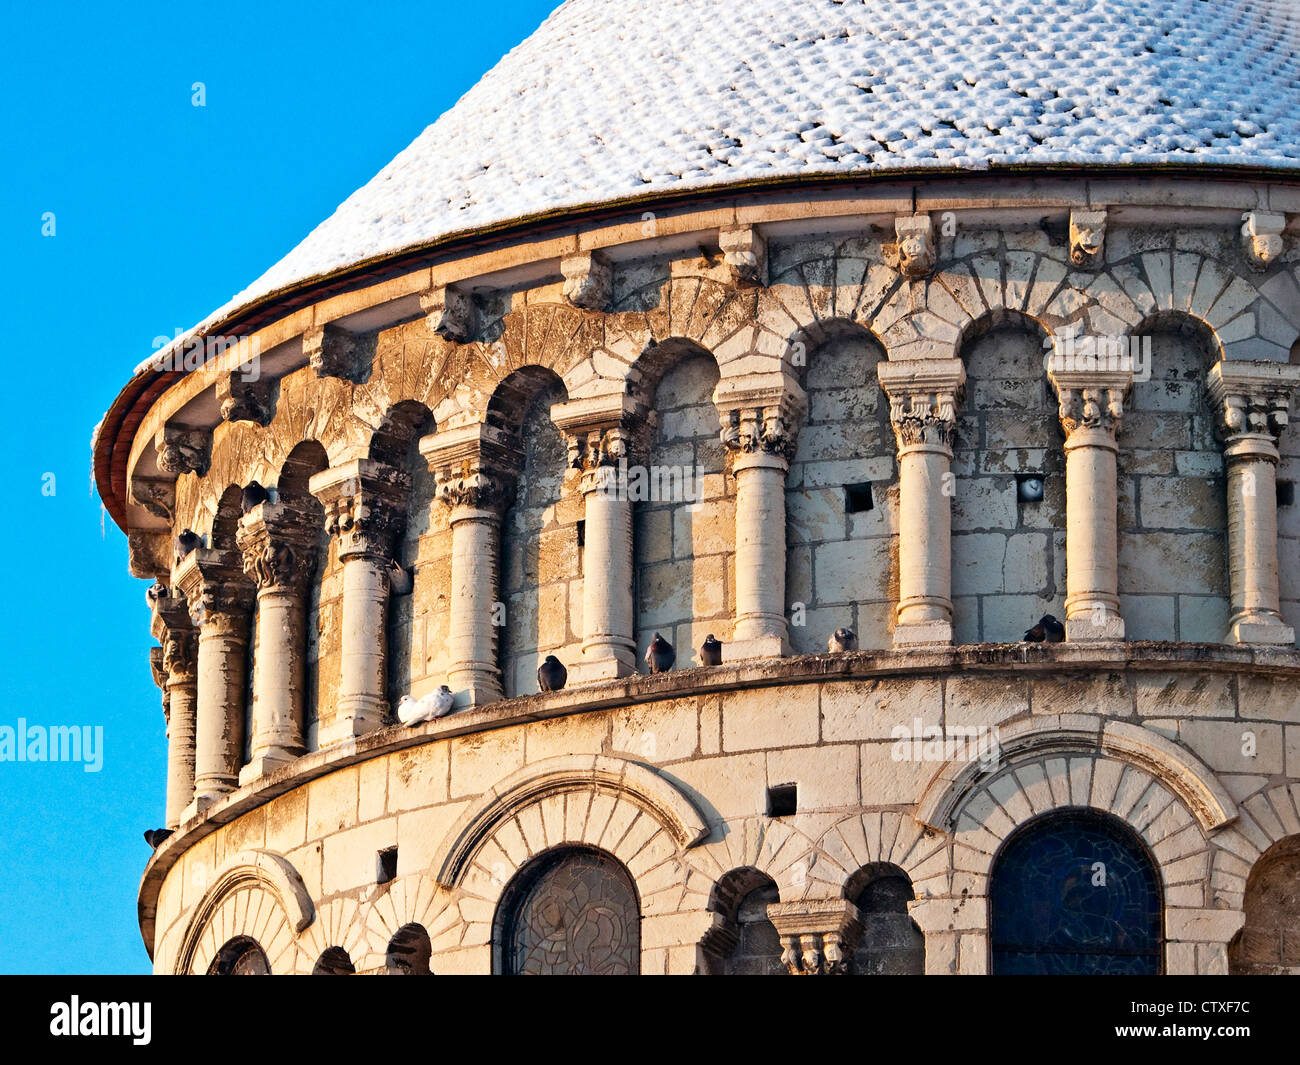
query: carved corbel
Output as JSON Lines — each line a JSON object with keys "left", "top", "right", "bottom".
{"left": 1069, "top": 209, "right": 1108, "bottom": 268}
{"left": 129, "top": 476, "right": 175, "bottom": 522}
{"left": 892, "top": 215, "right": 935, "bottom": 278}
{"left": 154, "top": 423, "right": 211, "bottom": 477}
{"left": 216, "top": 371, "right": 274, "bottom": 425}
{"left": 419, "top": 284, "right": 477, "bottom": 342}
{"left": 1241, "top": 211, "right": 1286, "bottom": 271}
{"left": 767, "top": 899, "right": 863, "bottom": 975}
{"left": 303, "top": 323, "right": 372, "bottom": 383}
{"left": 561, "top": 251, "right": 612, "bottom": 310}
{"left": 719, "top": 225, "right": 768, "bottom": 286}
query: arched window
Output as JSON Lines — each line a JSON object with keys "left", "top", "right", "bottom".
{"left": 848, "top": 863, "right": 925, "bottom": 974}
{"left": 385, "top": 923, "right": 432, "bottom": 974}
{"left": 990, "top": 809, "right": 1162, "bottom": 974}
{"left": 207, "top": 936, "right": 270, "bottom": 975}
{"left": 495, "top": 846, "right": 640, "bottom": 974}
{"left": 1229, "top": 836, "right": 1300, "bottom": 974}
{"left": 312, "top": 946, "right": 355, "bottom": 975}
{"left": 701, "top": 868, "right": 783, "bottom": 975}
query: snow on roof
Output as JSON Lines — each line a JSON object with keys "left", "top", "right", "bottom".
{"left": 162, "top": 0, "right": 1300, "bottom": 364}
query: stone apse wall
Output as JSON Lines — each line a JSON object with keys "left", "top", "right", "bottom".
{"left": 124, "top": 178, "right": 1300, "bottom": 973}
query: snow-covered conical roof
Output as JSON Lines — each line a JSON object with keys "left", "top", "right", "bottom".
{"left": 237, "top": 0, "right": 1300, "bottom": 308}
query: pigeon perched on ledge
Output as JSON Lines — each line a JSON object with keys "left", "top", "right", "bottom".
{"left": 1023, "top": 614, "right": 1066, "bottom": 643}
{"left": 700, "top": 634, "right": 723, "bottom": 667}
{"left": 240, "top": 480, "right": 270, "bottom": 514}
{"left": 645, "top": 633, "right": 675, "bottom": 674}
{"left": 828, "top": 627, "right": 858, "bottom": 653}
{"left": 175, "top": 529, "right": 201, "bottom": 560}
{"left": 538, "top": 655, "right": 567, "bottom": 692}
{"left": 143, "top": 828, "right": 173, "bottom": 849}
{"left": 145, "top": 579, "right": 167, "bottom": 606}
{"left": 396, "top": 685, "right": 455, "bottom": 725}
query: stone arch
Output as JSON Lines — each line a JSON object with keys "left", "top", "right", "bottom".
{"left": 1228, "top": 835, "right": 1300, "bottom": 974}
{"left": 311, "top": 945, "right": 355, "bottom": 975}
{"left": 492, "top": 844, "right": 641, "bottom": 974}
{"left": 911, "top": 716, "right": 1236, "bottom": 974}
{"left": 207, "top": 935, "right": 271, "bottom": 974}
{"left": 175, "top": 849, "right": 314, "bottom": 975}
{"left": 297, "top": 883, "right": 458, "bottom": 974}
{"left": 700, "top": 867, "right": 782, "bottom": 975}
{"left": 845, "top": 862, "right": 925, "bottom": 975}
{"left": 209, "top": 484, "right": 244, "bottom": 549}
{"left": 385, "top": 922, "right": 433, "bottom": 974}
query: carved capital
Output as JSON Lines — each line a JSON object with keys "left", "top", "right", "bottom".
{"left": 713, "top": 373, "right": 806, "bottom": 461}
{"left": 309, "top": 459, "right": 408, "bottom": 559}
{"left": 1070, "top": 209, "right": 1108, "bottom": 268}
{"left": 1047, "top": 361, "right": 1133, "bottom": 440}
{"left": 173, "top": 549, "right": 255, "bottom": 630}
{"left": 130, "top": 476, "right": 175, "bottom": 522}
{"left": 1241, "top": 211, "right": 1286, "bottom": 271}
{"left": 1206, "top": 360, "right": 1300, "bottom": 452}
{"left": 719, "top": 225, "right": 767, "bottom": 286}
{"left": 561, "top": 251, "right": 612, "bottom": 310}
{"left": 420, "top": 423, "right": 519, "bottom": 514}
{"left": 419, "top": 284, "right": 476, "bottom": 342}
{"left": 154, "top": 423, "right": 211, "bottom": 477}
{"left": 303, "top": 323, "right": 371, "bottom": 382}
{"left": 551, "top": 394, "right": 647, "bottom": 474}
{"left": 216, "top": 371, "right": 274, "bottom": 425}
{"left": 767, "top": 899, "right": 862, "bottom": 975}
{"left": 877, "top": 359, "right": 965, "bottom": 451}
{"left": 236, "top": 502, "right": 320, "bottom": 592}
{"left": 892, "top": 215, "right": 934, "bottom": 278}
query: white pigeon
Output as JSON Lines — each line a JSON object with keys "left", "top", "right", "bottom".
{"left": 396, "top": 686, "right": 455, "bottom": 726}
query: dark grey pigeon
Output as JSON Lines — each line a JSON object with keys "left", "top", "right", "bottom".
{"left": 240, "top": 480, "right": 270, "bottom": 514}
{"left": 828, "top": 627, "right": 858, "bottom": 653}
{"left": 1024, "top": 614, "right": 1065, "bottom": 643}
{"left": 645, "top": 632, "right": 676, "bottom": 674}
{"left": 143, "top": 828, "right": 173, "bottom": 849}
{"left": 175, "top": 529, "right": 201, "bottom": 560}
{"left": 538, "top": 655, "right": 568, "bottom": 692}
{"left": 700, "top": 634, "right": 723, "bottom": 666}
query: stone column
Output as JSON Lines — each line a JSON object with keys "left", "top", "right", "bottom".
{"left": 877, "top": 360, "right": 965, "bottom": 646}
{"left": 552, "top": 396, "right": 642, "bottom": 682}
{"left": 174, "top": 550, "right": 255, "bottom": 818}
{"left": 766, "top": 899, "right": 863, "bottom": 975}
{"left": 420, "top": 424, "right": 518, "bottom": 708}
{"left": 151, "top": 591, "right": 198, "bottom": 828}
{"left": 310, "top": 460, "right": 409, "bottom": 743}
{"left": 715, "top": 374, "right": 806, "bottom": 660}
{"left": 1047, "top": 361, "right": 1133, "bottom": 641}
{"left": 1207, "top": 361, "right": 1300, "bottom": 645}
{"left": 235, "top": 502, "right": 319, "bottom": 781}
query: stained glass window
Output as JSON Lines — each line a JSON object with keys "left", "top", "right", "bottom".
{"left": 990, "top": 809, "right": 1162, "bottom": 975}
{"left": 502, "top": 848, "right": 640, "bottom": 975}
{"left": 208, "top": 937, "right": 270, "bottom": 975}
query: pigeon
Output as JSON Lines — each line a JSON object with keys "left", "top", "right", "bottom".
{"left": 240, "top": 480, "right": 269, "bottom": 514}
{"left": 388, "top": 560, "right": 413, "bottom": 596}
{"left": 1023, "top": 614, "right": 1066, "bottom": 643}
{"left": 645, "top": 632, "right": 676, "bottom": 674}
{"left": 175, "top": 529, "right": 201, "bottom": 560}
{"left": 538, "top": 655, "right": 567, "bottom": 692}
{"left": 145, "top": 579, "right": 167, "bottom": 605}
{"left": 828, "top": 627, "right": 858, "bottom": 653}
{"left": 700, "top": 634, "right": 723, "bottom": 667}
{"left": 143, "top": 828, "right": 173, "bottom": 849}
{"left": 396, "top": 685, "right": 455, "bottom": 726}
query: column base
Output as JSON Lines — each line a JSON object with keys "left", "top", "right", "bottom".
{"left": 181, "top": 792, "right": 224, "bottom": 823}
{"left": 1065, "top": 615, "right": 1126, "bottom": 642}
{"left": 238, "top": 750, "right": 297, "bottom": 785}
{"left": 1225, "top": 615, "right": 1296, "bottom": 646}
{"left": 319, "top": 701, "right": 388, "bottom": 747}
{"left": 725, "top": 635, "right": 788, "bottom": 662}
{"left": 452, "top": 684, "right": 503, "bottom": 710}
{"left": 893, "top": 620, "right": 953, "bottom": 647}
{"left": 569, "top": 654, "right": 636, "bottom": 685}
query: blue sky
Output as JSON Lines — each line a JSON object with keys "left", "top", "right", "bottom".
{"left": 0, "top": 0, "right": 558, "bottom": 974}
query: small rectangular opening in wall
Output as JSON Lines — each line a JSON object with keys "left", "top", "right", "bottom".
{"left": 377, "top": 847, "right": 398, "bottom": 885}
{"left": 1016, "top": 474, "right": 1045, "bottom": 504}
{"left": 1278, "top": 480, "right": 1295, "bottom": 507}
{"left": 767, "top": 784, "right": 798, "bottom": 817}
{"left": 845, "top": 483, "right": 873, "bottom": 514}
{"left": 576, "top": 519, "right": 586, "bottom": 548}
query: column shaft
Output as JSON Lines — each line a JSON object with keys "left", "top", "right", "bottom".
{"left": 163, "top": 677, "right": 197, "bottom": 828}
{"left": 333, "top": 555, "right": 391, "bottom": 739}
{"left": 447, "top": 508, "right": 504, "bottom": 703}
{"left": 577, "top": 477, "right": 635, "bottom": 679}
{"left": 192, "top": 613, "right": 250, "bottom": 803}
{"left": 1062, "top": 430, "right": 1124, "bottom": 639}
{"left": 896, "top": 443, "right": 954, "bottom": 637}
{"left": 731, "top": 452, "right": 790, "bottom": 656}
{"left": 243, "top": 586, "right": 307, "bottom": 777}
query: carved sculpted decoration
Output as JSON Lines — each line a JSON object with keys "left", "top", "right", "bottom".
{"left": 893, "top": 215, "right": 935, "bottom": 278}
{"left": 719, "top": 404, "right": 798, "bottom": 461}
{"left": 887, "top": 388, "right": 963, "bottom": 449}
{"left": 1241, "top": 211, "right": 1286, "bottom": 271}
{"left": 1056, "top": 386, "right": 1128, "bottom": 437}
{"left": 1069, "top": 209, "right": 1108, "bottom": 268}
{"left": 1207, "top": 363, "right": 1300, "bottom": 450}
{"left": 216, "top": 372, "right": 274, "bottom": 425}
{"left": 561, "top": 252, "right": 612, "bottom": 310}
{"left": 154, "top": 424, "right": 211, "bottom": 477}
{"left": 236, "top": 511, "right": 319, "bottom": 593}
